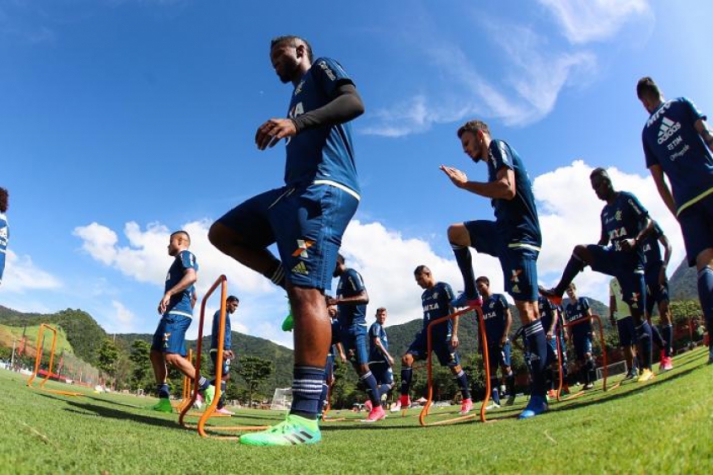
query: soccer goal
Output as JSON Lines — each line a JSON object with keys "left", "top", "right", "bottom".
{"left": 596, "top": 360, "right": 627, "bottom": 381}
{"left": 270, "top": 388, "right": 293, "bottom": 411}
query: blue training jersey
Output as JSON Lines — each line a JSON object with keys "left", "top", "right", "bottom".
{"left": 337, "top": 268, "right": 367, "bottom": 326}
{"left": 642, "top": 97, "right": 713, "bottom": 216}
{"left": 537, "top": 296, "right": 558, "bottom": 335}
{"left": 368, "top": 322, "right": 389, "bottom": 362}
{"left": 0, "top": 213, "right": 7, "bottom": 281}
{"left": 421, "top": 282, "right": 455, "bottom": 341}
{"left": 565, "top": 297, "right": 592, "bottom": 334}
{"left": 642, "top": 221, "right": 664, "bottom": 272}
{"left": 164, "top": 250, "right": 198, "bottom": 317}
{"left": 600, "top": 191, "right": 649, "bottom": 268}
{"left": 487, "top": 139, "right": 542, "bottom": 249}
{"left": 210, "top": 309, "right": 232, "bottom": 351}
{"left": 286, "top": 57, "right": 360, "bottom": 197}
{"left": 481, "top": 293, "right": 509, "bottom": 345}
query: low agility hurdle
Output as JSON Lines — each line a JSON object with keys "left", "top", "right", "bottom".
{"left": 419, "top": 304, "right": 491, "bottom": 427}
{"left": 26, "top": 323, "right": 83, "bottom": 397}
{"left": 178, "top": 275, "right": 267, "bottom": 439}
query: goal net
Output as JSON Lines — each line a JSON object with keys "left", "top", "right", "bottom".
{"left": 270, "top": 387, "right": 293, "bottom": 411}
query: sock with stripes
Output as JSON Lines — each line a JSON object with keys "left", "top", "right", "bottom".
{"left": 290, "top": 366, "right": 325, "bottom": 420}
{"left": 524, "top": 320, "right": 548, "bottom": 398}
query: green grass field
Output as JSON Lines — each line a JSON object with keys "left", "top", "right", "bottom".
{"left": 1, "top": 348, "right": 712, "bottom": 474}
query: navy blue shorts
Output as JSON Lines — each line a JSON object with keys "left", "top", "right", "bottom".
{"left": 341, "top": 324, "right": 369, "bottom": 366}
{"left": 572, "top": 333, "right": 593, "bottom": 361}
{"left": 645, "top": 265, "right": 670, "bottom": 315}
{"left": 151, "top": 314, "right": 192, "bottom": 356}
{"left": 485, "top": 342, "right": 512, "bottom": 373}
{"left": 587, "top": 245, "right": 646, "bottom": 313}
{"left": 216, "top": 182, "right": 358, "bottom": 290}
{"left": 616, "top": 316, "right": 637, "bottom": 347}
{"left": 465, "top": 220, "right": 539, "bottom": 302}
{"left": 407, "top": 332, "right": 460, "bottom": 367}
{"left": 678, "top": 192, "right": 713, "bottom": 267}
{"left": 210, "top": 350, "right": 231, "bottom": 378}
{"left": 368, "top": 361, "right": 394, "bottom": 386}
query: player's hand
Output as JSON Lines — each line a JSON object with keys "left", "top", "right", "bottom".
{"left": 158, "top": 293, "right": 171, "bottom": 315}
{"left": 339, "top": 352, "right": 347, "bottom": 364}
{"left": 224, "top": 350, "right": 234, "bottom": 360}
{"left": 500, "top": 335, "right": 508, "bottom": 346}
{"left": 439, "top": 165, "right": 468, "bottom": 188}
{"left": 546, "top": 331, "right": 553, "bottom": 341}
{"left": 450, "top": 334, "right": 460, "bottom": 349}
{"left": 255, "top": 118, "right": 297, "bottom": 150}
{"left": 387, "top": 356, "right": 395, "bottom": 367}
{"left": 326, "top": 297, "right": 339, "bottom": 306}
{"left": 620, "top": 238, "right": 637, "bottom": 252}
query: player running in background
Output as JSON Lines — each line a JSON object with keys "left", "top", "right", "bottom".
{"left": 476, "top": 276, "right": 515, "bottom": 408}
{"left": 368, "top": 307, "right": 395, "bottom": 409}
{"left": 610, "top": 277, "right": 638, "bottom": 380}
{"left": 541, "top": 168, "right": 656, "bottom": 382}
{"left": 641, "top": 220, "right": 674, "bottom": 370}
{"left": 637, "top": 77, "right": 713, "bottom": 364}
{"left": 329, "top": 255, "right": 385, "bottom": 422}
{"left": 209, "top": 35, "right": 365, "bottom": 445}
{"left": 441, "top": 120, "right": 549, "bottom": 419}
{"left": 395, "top": 266, "right": 473, "bottom": 415}
{"left": 150, "top": 231, "right": 214, "bottom": 413}
{"left": 317, "top": 297, "right": 346, "bottom": 418}
{"left": 209, "top": 295, "right": 239, "bottom": 415}
{"left": 537, "top": 295, "right": 562, "bottom": 398}
{"left": 563, "top": 284, "right": 596, "bottom": 390}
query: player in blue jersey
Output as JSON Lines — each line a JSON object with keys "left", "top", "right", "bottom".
{"left": 541, "top": 168, "right": 656, "bottom": 382}
{"left": 329, "top": 254, "right": 385, "bottom": 422}
{"left": 209, "top": 295, "right": 239, "bottom": 415}
{"left": 0, "top": 188, "right": 8, "bottom": 286}
{"left": 395, "top": 266, "right": 474, "bottom": 415}
{"left": 641, "top": 220, "right": 674, "bottom": 371}
{"left": 563, "top": 284, "right": 596, "bottom": 390}
{"left": 368, "top": 307, "right": 395, "bottom": 409}
{"left": 441, "top": 120, "right": 549, "bottom": 419}
{"left": 554, "top": 303, "right": 570, "bottom": 395}
{"left": 150, "top": 231, "right": 214, "bottom": 413}
{"left": 475, "top": 276, "right": 515, "bottom": 408}
{"left": 637, "top": 77, "right": 713, "bottom": 364}
{"left": 208, "top": 36, "right": 364, "bottom": 445}
{"left": 317, "top": 297, "right": 346, "bottom": 418}
{"left": 610, "top": 277, "right": 638, "bottom": 380}
{"left": 537, "top": 296, "right": 563, "bottom": 398}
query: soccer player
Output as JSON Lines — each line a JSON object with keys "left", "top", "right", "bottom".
{"left": 368, "top": 307, "right": 395, "bottom": 408}
{"left": 441, "top": 120, "right": 549, "bottom": 419}
{"left": 537, "top": 295, "right": 563, "bottom": 398}
{"left": 0, "top": 187, "right": 8, "bottom": 286}
{"left": 150, "top": 231, "right": 214, "bottom": 413}
{"left": 208, "top": 36, "right": 364, "bottom": 445}
{"left": 637, "top": 77, "right": 713, "bottom": 364}
{"left": 395, "top": 266, "right": 473, "bottom": 415}
{"left": 476, "top": 276, "right": 515, "bottom": 408}
{"left": 563, "top": 284, "right": 596, "bottom": 390}
{"left": 329, "top": 255, "right": 385, "bottom": 422}
{"left": 642, "top": 220, "right": 674, "bottom": 370}
{"left": 209, "top": 295, "right": 239, "bottom": 415}
{"left": 317, "top": 297, "right": 346, "bottom": 418}
{"left": 610, "top": 277, "right": 638, "bottom": 380}
{"left": 541, "top": 168, "right": 656, "bottom": 382}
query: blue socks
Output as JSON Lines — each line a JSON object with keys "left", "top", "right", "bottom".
{"left": 637, "top": 321, "right": 653, "bottom": 369}
{"left": 198, "top": 376, "right": 210, "bottom": 391}
{"left": 452, "top": 245, "right": 478, "bottom": 299}
{"left": 506, "top": 372, "right": 515, "bottom": 397}
{"left": 650, "top": 323, "right": 665, "bottom": 351}
{"left": 524, "top": 320, "right": 548, "bottom": 398}
{"left": 360, "top": 371, "right": 381, "bottom": 406}
{"left": 454, "top": 369, "right": 471, "bottom": 400}
{"left": 555, "top": 254, "right": 585, "bottom": 296}
{"left": 290, "top": 366, "right": 325, "bottom": 420}
{"left": 491, "top": 377, "right": 501, "bottom": 404}
{"left": 662, "top": 324, "right": 673, "bottom": 357}
{"left": 157, "top": 383, "right": 170, "bottom": 399}
{"left": 264, "top": 260, "right": 286, "bottom": 289}
{"left": 400, "top": 367, "right": 413, "bottom": 396}
{"left": 698, "top": 267, "right": 713, "bottom": 350}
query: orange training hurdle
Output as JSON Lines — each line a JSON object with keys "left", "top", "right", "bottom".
{"left": 26, "top": 323, "right": 84, "bottom": 397}
{"left": 419, "top": 304, "right": 491, "bottom": 427}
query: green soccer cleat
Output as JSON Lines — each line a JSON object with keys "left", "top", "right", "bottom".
{"left": 202, "top": 384, "right": 215, "bottom": 405}
{"left": 240, "top": 414, "right": 321, "bottom": 446}
{"left": 151, "top": 398, "right": 173, "bottom": 413}
{"left": 281, "top": 311, "right": 294, "bottom": 332}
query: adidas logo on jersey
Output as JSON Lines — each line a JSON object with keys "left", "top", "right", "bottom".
{"left": 292, "top": 262, "right": 309, "bottom": 275}
{"left": 657, "top": 117, "right": 681, "bottom": 145}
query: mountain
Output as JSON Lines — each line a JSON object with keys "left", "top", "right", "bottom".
{"left": 669, "top": 257, "right": 698, "bottom": 301}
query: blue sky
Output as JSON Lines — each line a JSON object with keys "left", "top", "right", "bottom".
{"left": 1, "top": 0, "right": 711, "bottom": 348}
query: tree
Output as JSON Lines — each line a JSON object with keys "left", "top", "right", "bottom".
{"left": 97, "top": 339, "right": 119, "bottom": 384}
{"left": 237, "top": 356, "right": 273, "bottom": 406}
{"left": 669, "top": 300, "right": 702, "bottom": 324}
{"left": 129, "top": 340, "right": 153, "bottom": 391}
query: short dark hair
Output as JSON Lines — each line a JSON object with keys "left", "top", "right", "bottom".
{"left": 376, "top": 307, "right": 387, "bottom": 314}
{"left": 336, "top": 253, "right": 345, "bottom": 264}
{"left": 475, "top": 276, "right": 490, "bottom": 286}
{"left": 0, "top": 188, "right": 7, "bottom": 213}
{"left": 227, "top": 295, "right": 239, "bottom": 304}
{"left": 414, "top": 265, "right": 430, "bottom": 276}
{"left": 271, "top": 35, "right": 313, "bottom": 63}
{"left": 170, "top": 230, "right": 191, "bottom": 244}
{"left": 590, "top": 167, "right": 610, "bottom": 181}
{"left": 636, "top": 77, "right": 660, "bottom": 100}
{"left": 567, "top": 282, "right": 577, "bottom": 291}
{"left": 457, "top": 120, "right": 490, "bottom": 139}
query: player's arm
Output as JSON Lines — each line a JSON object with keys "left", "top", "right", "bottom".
{"left": 502, "top": 306, "right": 513, "bottom": 346}
{"left": 546, "top": 308, "right": 558, "bottom": 339}
{"left": 440, "top": 166, "right": 516, "bottom": 200}
{"left": 331, "top": 289, "right": 369, "bottom": 306}
{"left": 598, "top": 216, "right": 609, "bottom": 246}
{"left": 336, "top": 342, "right": 347, "bottom": 363}
{"left": 373, "top": 336, "right": 394, "bottom": 366}
{"left": 658, "top": 231, "right": 672, "bottom": 286}
{"left": 609, "top": 288, "right": 617, "bottom": 325}
{"left": 256, "top": 83, "right": 364, "bottom": 150}
{"left": 450, "top": 314, "right": 460, "bottom": 349}
{"left": 694, "top": 117, "right": 713, "bottom": 153}
{"left": 649, "top": 165, "right": 677, "bottom": 217}
{"left": 158, "top": 268, "right": 197, "bottom": 315}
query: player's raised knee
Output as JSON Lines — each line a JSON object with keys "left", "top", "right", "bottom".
{"left": 447, "top": 223, "right": 468, "bottom": 245}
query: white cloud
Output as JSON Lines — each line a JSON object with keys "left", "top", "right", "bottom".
{"left": 104, "top": 300, "right": 138, "bottom": 334}
{"left": 538, "top": 0, "right": 650, "bottom": 44}
{"left": 0, "top": 250, "right": 62, "bottom": 294}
